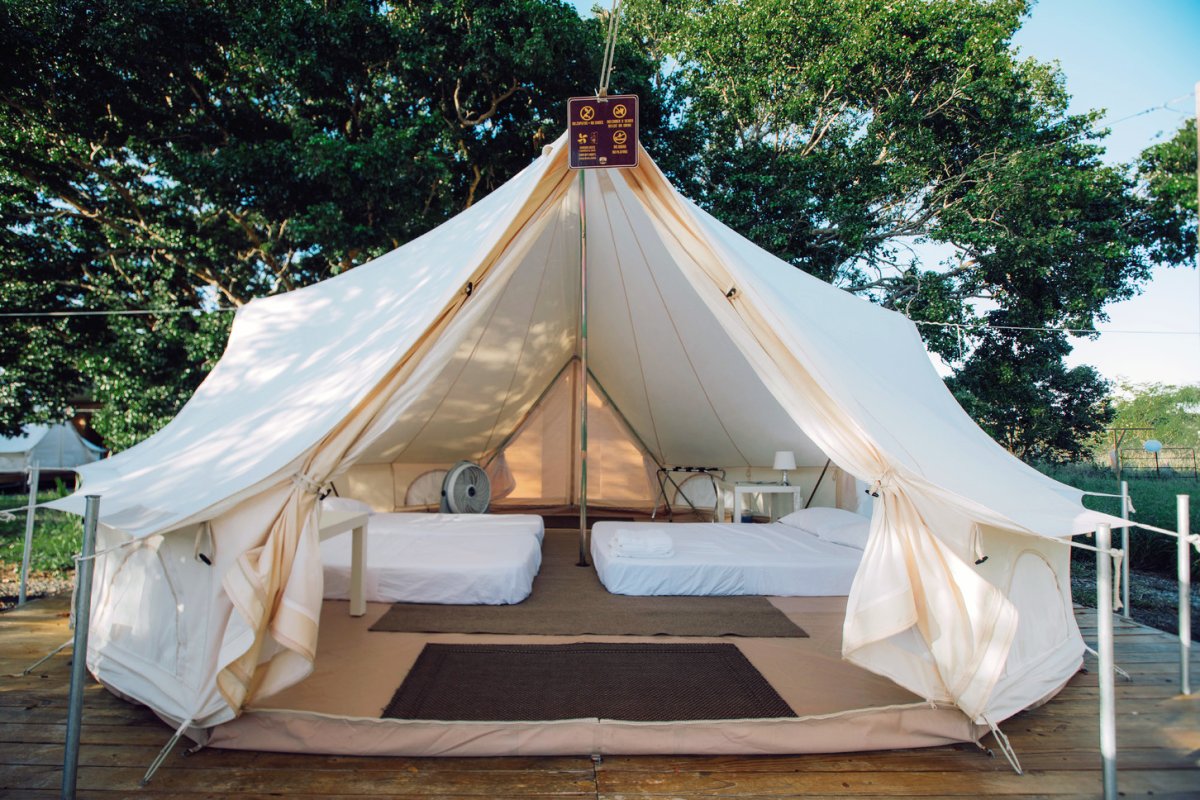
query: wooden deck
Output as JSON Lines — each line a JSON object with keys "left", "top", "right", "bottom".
{"left": 1, "top": 596, "right": 1196, "bottom": 798}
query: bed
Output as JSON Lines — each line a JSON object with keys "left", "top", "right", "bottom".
{"left": 591, "top": 507, "right": 870, "bottom": 597}
{"left": 319, "top": 501, "right": 545, "bottom": 605}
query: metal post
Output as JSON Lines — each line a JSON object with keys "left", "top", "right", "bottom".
{"left": 62, "top": 495, "right": 99, "bottom": 799}
{"left": 576, "top": 168, "right": 590, "bottom": 567}
{"left": 1178, "top": 494, "right": 1191, "bottom": 696}
{"left": 18, "top": 462, "right": 40, "bottom": 605}
{"left": 1120, "top": 480, "right": 1130, "bottom": 618}
{"left": 1096, "top": 522, "right": 1118, "bottom": 800}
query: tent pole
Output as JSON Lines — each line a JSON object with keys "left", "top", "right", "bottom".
{"left": 1177, "top": 494, "right": 1191, "bottom": 696}
{"left": 62, "top": 494, "right": 99, "bottom": 799}
{"left": 18, "top": 462, "right": 39, "bottom": 605}
{"left": 577, "top": 168, "right": 590, "bottom": 567}
{"left": 1096, "top": 522, "right": 1118, "bottom": 800}
{"left": 1120, "top": 480, "right": 1130, "bottom": 618}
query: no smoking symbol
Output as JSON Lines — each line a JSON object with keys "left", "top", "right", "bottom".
{"left": 579, "top": 105, "right": 595, "bottom": 121}
{"left": 613, "top": 131, "right": 628, "bottom": 145}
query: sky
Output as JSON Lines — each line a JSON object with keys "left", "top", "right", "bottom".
{"left": 568, "top": 0, "right": 1200, "bottom": 388}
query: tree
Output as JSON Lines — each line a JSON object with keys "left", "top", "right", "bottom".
{"left": 1108, "top": 383, "right": 1200, "bottom": 452}
{"left": 621, "top": 0, "right": 1193, "bottom": 459}
{"left": 0, "top": 0, "right": 673, "bottom": 449}
{"left": 945, "top": 331, "right": 1113, "bottom": 462}
{"left": 1136, "top": 118, "right": 1198, "bottom": 267}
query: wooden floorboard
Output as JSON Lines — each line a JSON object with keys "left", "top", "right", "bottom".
{"left": 1, "top": 596, "right": 1196, "bottom": 798}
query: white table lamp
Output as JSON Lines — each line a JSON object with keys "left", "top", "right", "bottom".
{"left": 773, "top": 450, "right": 797, "bottom": 485}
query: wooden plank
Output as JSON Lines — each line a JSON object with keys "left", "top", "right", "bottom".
{"left": 0, "top": 764, "right": 598, "bottom": 796}
{"left": 9, "top": 794, "right": 594, "bottom": 800}
{"left": 0, "top": 722, "right": 179, "bottom": 747}
{"left": 596, "top": 745, "right": 1198, "bottom": 773}
{"left": 1, "top": 594, "right": 1196, "bottom": 799}
{"left": 0, "top": 742, "right": 591, "bottom": 773}
{"left": 595, "top": 768, "right": 1199, "bottom": 796}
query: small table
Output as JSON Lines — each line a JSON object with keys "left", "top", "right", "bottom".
{"left": 732, "top": 484, "right": 804, "bottom": 523}
{"left": 318, "top": 509, "right": 368, "bottom": 617}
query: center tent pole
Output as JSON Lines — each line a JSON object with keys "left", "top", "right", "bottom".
{"left": 577, "top": 168, "right": 590, "bottom": 567}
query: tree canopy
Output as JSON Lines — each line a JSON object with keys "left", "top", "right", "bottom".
{"left": 1, "top": 0, "right": 1195, "bottom": 458}
{"left": 621, "top": 0, "right": 1196, "bottom": 460}
{"left": 0, "top": 0, "right": 673, "bottom": 448}
{"left": 1108, "top": 382, "right": 1200, "bottom": 453}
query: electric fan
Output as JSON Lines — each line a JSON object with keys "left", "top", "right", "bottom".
{"left": 439, "top": 461, "right": 491, "bottom": 513}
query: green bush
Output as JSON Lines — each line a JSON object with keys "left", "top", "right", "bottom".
{"left": 0, "top": 487, "right": 82, "bottom": 574}
{"left": 1036, "top": 462, "right": 1199, "bottom": 576}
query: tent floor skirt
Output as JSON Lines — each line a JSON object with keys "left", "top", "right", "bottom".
{"left": 207, "top": 702, "right": 982, "bottom": 758}
{"left": 204, "top": 594, "right": 986, "bottom": 756}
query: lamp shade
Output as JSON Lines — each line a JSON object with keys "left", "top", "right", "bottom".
{"left": 773, "top": 450, "right": 797, "bottom": 471}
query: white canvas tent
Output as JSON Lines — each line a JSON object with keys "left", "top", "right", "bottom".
{"left": 49, "top": 133, "right": 1122, "bottom": 755}
{"left": 0, "top": 423, "right": 103, "bottom": 477}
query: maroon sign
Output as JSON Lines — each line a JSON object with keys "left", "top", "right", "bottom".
{"left": 567, "top": 94, "right": 639, "bottom": 169}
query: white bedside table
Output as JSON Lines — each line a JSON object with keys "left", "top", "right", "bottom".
{"left": 318, "top": 509, "right": 368, "bottom": 616}
{"left": 732, "top": 484, "right": 804, "bottom": 523}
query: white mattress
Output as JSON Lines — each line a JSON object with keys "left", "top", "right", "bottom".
{"left": 321, "top": 513, "right": 544, "bottom": 605}
{"left": 591, "top": 521, "right": 865, "bottom": 596}
{"left": 367, "top": 513, "right": 545, "bottom": 542}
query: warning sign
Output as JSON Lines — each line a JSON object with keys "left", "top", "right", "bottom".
{"left": 567, "top": 94, "right": 639, "bottom": 169}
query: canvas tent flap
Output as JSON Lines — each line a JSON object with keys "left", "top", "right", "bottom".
{"left": 51, "top": 131, "right": 1115, "bottom": 735}
{"left": 46, "top": 146, "right": 570, "bottom": 537}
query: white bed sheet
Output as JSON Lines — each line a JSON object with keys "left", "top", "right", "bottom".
{"left": 366, "top": 512, "right": 545, "bottom": 542}
{"left": 322, "top": 513, "right": 544, "bottom": 605}
{"left": 591, "top": 521, "right": 864, "bottom": 596}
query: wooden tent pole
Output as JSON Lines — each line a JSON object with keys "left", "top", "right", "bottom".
{"left": 577, "top": 168, "right": 590, "bottom": 567}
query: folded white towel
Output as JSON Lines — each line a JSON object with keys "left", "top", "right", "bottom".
{"left": 610, "top": 528, "right": 674, "bottom": 559}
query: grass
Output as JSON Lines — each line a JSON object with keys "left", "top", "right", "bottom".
{"left": 0, "top": 484, "right": 82, "bottom": 574}
{"left": 1036, "top": 462, "right": 1199, "bottom": 640}
{"left": 1036, "top": 462, "right": 1199, "bottom": 576}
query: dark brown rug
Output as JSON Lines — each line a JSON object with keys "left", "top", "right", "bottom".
{"left": 369, "top": 531, "right": 807, "bottom": 638}
{"left": 382, "top": 642, "right": 797, "bottom": 721}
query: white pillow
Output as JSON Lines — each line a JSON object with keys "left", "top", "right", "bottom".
{"left": 321, "top": 496, "right": 374, "bottom": 516}
{"left": 778, "top": 507, "right": 871, "bottom": 550}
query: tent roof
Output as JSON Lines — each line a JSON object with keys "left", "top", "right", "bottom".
{"left": 0, "top": 425, "right": 50, "bottom": 453}
{"left": 50, "top": 134, "right": 1112, "bottom": 541}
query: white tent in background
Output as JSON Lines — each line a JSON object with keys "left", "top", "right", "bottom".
{"left": 49, "top": 133, "right": 1121, "bottom": 756}
{"left": 0, "top": 423, "right": 103, "bottom": 478}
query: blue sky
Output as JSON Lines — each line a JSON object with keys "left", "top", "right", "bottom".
{"left": 568, "top": 0, "right": 1200, "bottom": 386}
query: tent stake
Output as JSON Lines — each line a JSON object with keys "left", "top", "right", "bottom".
{"left": 1096, "top": 522, "right": 1118, "bottom": 800}
{"left": 577, "top": 168, "right": 590, "bottom": 567}
{"left": 62, "top": 494, "right": 99, "bottom": 799}
{"left": 18, "top": 462, "right": 39, "bottom": 605}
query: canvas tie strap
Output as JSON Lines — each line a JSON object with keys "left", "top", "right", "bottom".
{"left": 193, "top": 521, "right": 214, "bottom": 566}
{"left": 970, "top": 524, "right": 989, "bottom": 565}
{"left": 867, "top": 470, "right": 899, "bottom": 498}
{"left": 290, "top": 472, "right": 328, "bottom": 496}
{"left": 1110, "top": 548, "right": 1126, "bottom": 612}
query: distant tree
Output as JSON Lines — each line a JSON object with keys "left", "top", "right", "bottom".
{"left": 0, "top": 0, "right": 674, "bottom": 449}
{"left": 621, "top": 0, "right": 1195, "bottom": 460}
{"left": 945, "top": 331, "right": 1113, "bottom": 462}
{"left": 1108, "top": 383, "right": 1200, "bottom": 453}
